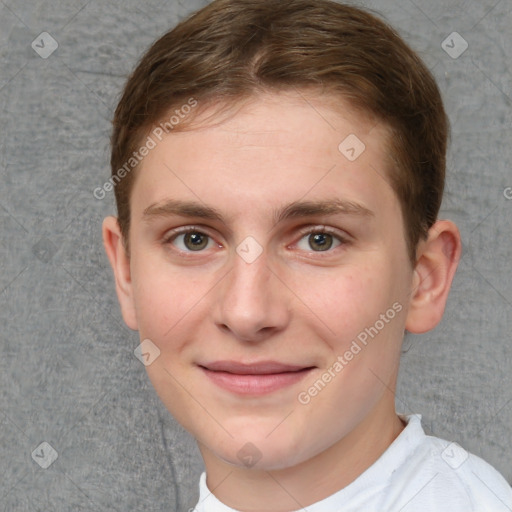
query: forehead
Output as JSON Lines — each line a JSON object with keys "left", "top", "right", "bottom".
{"left": 131, "top": 91, "right": 398, "bottom": 222}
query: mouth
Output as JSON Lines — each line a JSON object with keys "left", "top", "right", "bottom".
{"left": 198, "top": 360, "right": 316, "bottom": 395}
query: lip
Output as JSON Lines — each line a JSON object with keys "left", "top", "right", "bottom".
{"left": 198, "top": 360, "right": 315, "bottom": 395}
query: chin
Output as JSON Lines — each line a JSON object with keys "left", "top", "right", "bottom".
{"left": 208, "top": 429, "right": 313, "bottom": 472}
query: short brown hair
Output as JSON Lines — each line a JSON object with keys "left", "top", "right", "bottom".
{"left": 110, "top": 0, "right": 448, "bottom": 263}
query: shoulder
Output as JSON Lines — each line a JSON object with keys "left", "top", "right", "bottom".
{"left": 386, "top": 415, "right": 512, "bottom": 511}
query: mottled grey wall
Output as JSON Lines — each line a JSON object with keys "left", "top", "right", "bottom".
{"left": 0, "top": 0, "right": 510, "bottom": 510}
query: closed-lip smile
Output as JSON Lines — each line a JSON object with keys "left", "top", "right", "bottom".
{"left": 198, "top": 360, "right": 315, "bottom": 394}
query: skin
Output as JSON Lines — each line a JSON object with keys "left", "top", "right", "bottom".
{"left": 103, "top": 90, "right": 461, "bottom": 512}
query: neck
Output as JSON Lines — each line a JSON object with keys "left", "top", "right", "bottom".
{"left": 199, "top": 400, "right": 406, "bottom": 512}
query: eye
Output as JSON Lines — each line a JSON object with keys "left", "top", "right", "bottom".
{"left": 295, "top": 228, "right": 345, "bottom": 252}
{"left": 165, "top": 228, "right": 217, "bottom": 252}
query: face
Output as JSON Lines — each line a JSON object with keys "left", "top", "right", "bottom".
{"left": 120, "top": 91, "right": 415, "bottom": 470}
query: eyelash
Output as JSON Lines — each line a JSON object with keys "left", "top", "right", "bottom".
{"left": 162, "top": 226, "right": 218, "bottom": 254}
{"left": 294, "top": 225, "right": 349, "bottom": 254}
{"left": 162, "top": 225, "right": 349, "bottom": 255}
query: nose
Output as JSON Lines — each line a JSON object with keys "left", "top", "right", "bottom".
{"left": 212, "top": 248, "right": 291, "bottom": 343}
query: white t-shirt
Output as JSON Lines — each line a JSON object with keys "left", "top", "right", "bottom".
{"left": 193, "top": 414, "right": 512, "bottom": 511}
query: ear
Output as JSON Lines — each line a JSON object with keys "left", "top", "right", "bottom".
{"left": 102, "top": 216, "right": 138, "bottom": 330}
{"left": 405, "top": 220, "right": 461, "bottom": 334}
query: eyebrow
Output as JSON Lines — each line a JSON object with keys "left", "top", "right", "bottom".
{"left": 142, "top": 198, "right": 374, "bottom": 225}
{"left": 274, "top": 198, "right": 374, "bottom": 223}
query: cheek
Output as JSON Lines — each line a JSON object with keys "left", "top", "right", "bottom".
{"left": 295, "top": 264, "right": 405, "bottom": 426}
{"left": 129, "top": 251, "right": 209, "bottom": 342}
{"left": 293, "top": 257, "right": 407, "bottom": 395}
{"left": 292, "top": 262, "right": 389, "bottom": 342}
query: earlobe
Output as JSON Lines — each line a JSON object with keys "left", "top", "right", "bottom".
{"left": 102, "top": 216, "right": 139, "bottom": 330}
{"left": 405, "top": 220, "right": 461, "bottom": 334}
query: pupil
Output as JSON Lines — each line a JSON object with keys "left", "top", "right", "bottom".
{"left": 310, "top": 233, "right": 332, "bottom": 251}
{"left": 185, "top": 232, "right": 207, "bottom": 251}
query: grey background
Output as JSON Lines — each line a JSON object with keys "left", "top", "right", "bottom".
{"left": 0, "top": 0, "right": 511, "bottom": 510}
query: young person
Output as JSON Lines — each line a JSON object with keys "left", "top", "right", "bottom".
{"left": 102, "top": 1, "right": 512, "bottom": 510}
